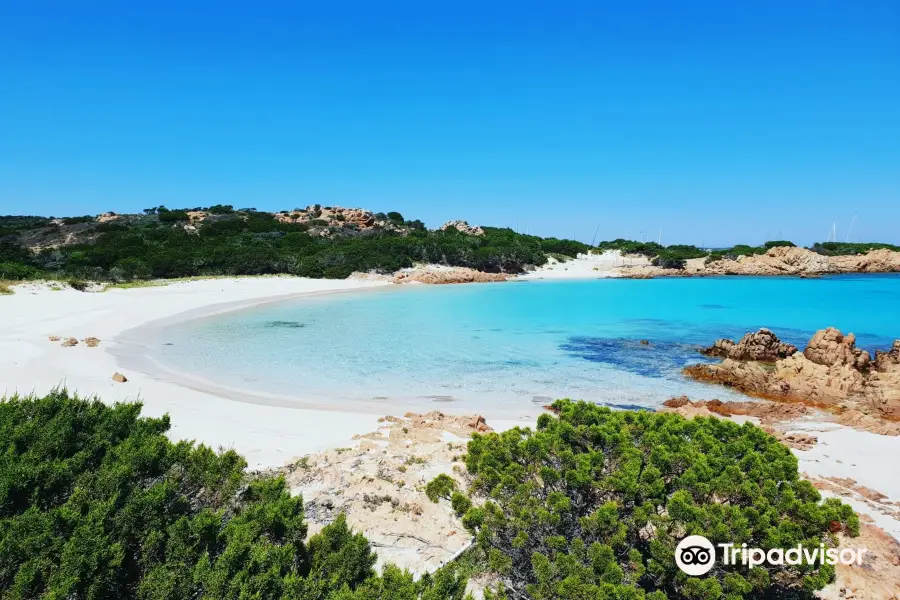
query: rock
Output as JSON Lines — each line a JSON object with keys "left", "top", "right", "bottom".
{"left": 874, "top": 340, "right": 900, "bottom": 373}
{"left": 274, "top": 205, "right": 378, "bottom": 232}
{"left": 275, "top": 410, "right": 489, "bottom": 574}
{"left": 702, "top": 328, "right": 798, "bottom": 362}
{"left": 804, "top": 327, "right": 871, "bottom": 370}
{"left": 61, "top": 337, "right": 78, "bottom": 347}
{"left": 439, "top": 220, "right": 484, "bottom": 236}
{"left": 617, "top": 247, "right": 900, "bottom": 279}
{"left": 639, "top": 340, "right": 650, "bottom": 346}
{"left": 48, "top": 335, "right": 61, "bottom": 342}
{"left": 83, "top": 337, "right": 100, "bottom": 347}
{"left": 685, "top": 328, "right": 900, "bottom": 427}
{"left": 112, "top": 372, "right": 127, "bottom": 383}
{"left": 393, "top": 266, "right": 507, "bottom": 284}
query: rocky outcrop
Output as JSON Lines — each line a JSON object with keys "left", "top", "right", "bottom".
{"left": 275, "top": 411, "right": 487, "bottom": 574}
{"left": 685, "top": 328, "right": 900, "bottom": 426}
{"left": 829, "top": 248, "right": 900, "bottom": 273}
{"left": 83, "top": 337, "right": 100, "bottom": 347}
{"left": 61, "top": 337, "right": 78, "bottom": 347}
{"left": 702, "top": 328, "right": 798, "bottom": 362}
{"left": 393, "top": 266, "right": 508, "bottom": 284}
{"left": 803, "top": 327, "right": 870, "bottom": 370}
{"left": 440, "top": 220, "right": 484, "bottom": 236}
{"left": 874, "top": 340, "right": 900, "bottom": 373}
{"left": 616, "top": 247, "right": 900, "bottom": 279}
{"left": 706, "top": 246, "right": 831, "bottom": 276}
{"left": 274, "top": 205, "right": 380, "bottom": 234}
{"left": 112, "top": 372, "right": 127, "bottom": 383}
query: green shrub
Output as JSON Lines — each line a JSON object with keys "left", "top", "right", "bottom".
{"left": 425, "top": 474, "right": 458, "bottom": 503}
{"left": 60, "top": 215, "right": 95, "bottom": 225}
{"left": 0, "top": 262, "right": 42, "bottom": 280}
{"left": 0, "top": 390, "right": 469, "bottom": 599}
{"left": 458, "top": 399, "right": 857, "bottom": 599}
{"left": 810, "top": 241, "right": 900, "bottom": 256}
{"left": 158, "top": 210, "right": 190, "bottom": 223}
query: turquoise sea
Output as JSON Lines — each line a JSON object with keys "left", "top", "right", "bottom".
{"left": 149, "top": 275, "right": 900, "bottom": 415}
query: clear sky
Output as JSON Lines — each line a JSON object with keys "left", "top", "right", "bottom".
{"left": 1, "top": 1, "right": 898, "bottom": 246}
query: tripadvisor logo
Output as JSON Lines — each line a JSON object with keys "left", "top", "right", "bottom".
{"left": 675, "top": 535, "right": 867, "bottom": 576}
{"left": 675, "top": 535, "right": 716, "bottom": 576}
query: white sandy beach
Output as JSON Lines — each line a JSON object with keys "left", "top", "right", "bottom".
{"left": 517, "top": 250, "right": 651, "bottom": 280}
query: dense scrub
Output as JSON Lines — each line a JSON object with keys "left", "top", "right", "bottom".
{"left": 449, "top": 399, "right": 857, "bottom": 599}
{"left": 0, "top": 210, "right": 592, "bottom": 281}
{"left": 0, "top": 390, "right": 469, "bottom": 600}
{"left": 810, "top": 241, "right": 900, "bottom": 256}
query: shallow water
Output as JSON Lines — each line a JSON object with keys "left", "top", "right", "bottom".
{"left": 149, "top": 275, "right": 900, "bottom": 414}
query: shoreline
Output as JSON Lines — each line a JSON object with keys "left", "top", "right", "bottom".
{"left": 1, "top": 274, "right": 898, "bottom": 542}
{"left": 0, "top": 277, "right": 399, "bottom": 468}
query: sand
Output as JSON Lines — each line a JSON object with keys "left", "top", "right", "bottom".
{"left": 517, "top": 250, "right": 651, "bottom": 280}
{"left": 0, "top": 277, "right": 394, "bottom": 469}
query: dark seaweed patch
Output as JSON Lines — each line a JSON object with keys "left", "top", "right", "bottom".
{"left": 561, "top": 337, "right": 713, "bottom": 378}
{"left": 265, "top": 320, "right": 305, "bottom": 329}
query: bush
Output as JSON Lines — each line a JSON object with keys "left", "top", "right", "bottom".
{"left": 458, "top": 399, "right": 857, "bottom": 599}
{"left": 0, "top": 262, "right": 42, "bottom": 280}
{"left": 158, "top": 210, "right": 190, "bottom": 223}
{"left": 810, "top": 242, "right": 900, "bottom": 256}
{"left": 60, "top": 215, "right": 95, "bottom": 225}
{"left": 0, "top": 390, "right": 468, "bottom": 599}
{"left": 425, "top": 474, "right": 458, "bottom": 503}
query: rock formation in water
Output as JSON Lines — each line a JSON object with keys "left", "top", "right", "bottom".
{"left": 702, "top": 328, "right": 798, "bottom": 362}
{"left": 685, "top": 328, "right": 900, "bottom": 424}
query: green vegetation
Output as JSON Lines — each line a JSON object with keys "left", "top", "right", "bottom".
{"left": 810, "top": 241, "right": 900, "bottom": 256}
{"left": 705, "top": 241, "right": 795, "bottom": 263}
{"left": 595, "top": 239, "right": 665, "bottom": 258}
{"left": 3, "top": 209, "right": 898, "bottom": 281}
{"left": 594, "top": 240, "right": 708, "bottom": 269}
{"left": 0, "top": 390, "right": 863, "bottom": 600}
{"left": 0, "top": 216, "right": 52, "bottom": 238}
{"left": 0, "top": 390, "right": 469, "bottom": 599}
{"left": 424, "top": 474, "right": 458, "bottom": 503}
{"left": 441, "top": 399, "right": 857, "bottom": 599}
{"left": 0, "top": 209, "right": 592, "bottom": 282}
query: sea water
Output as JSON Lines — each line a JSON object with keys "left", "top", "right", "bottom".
{"left": 148, "top": 275, "right": 900, "bottom": 415}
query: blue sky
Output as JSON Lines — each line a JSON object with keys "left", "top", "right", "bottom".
{"left": 1, "top": 1, "right": 898, "bottom": 246}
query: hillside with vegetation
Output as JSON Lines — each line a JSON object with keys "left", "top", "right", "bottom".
{"left": 2, "top": 206, "right": 899, "bottom": 283}
{"left": 0, "top": 206, "right": 590, "bottom": 282}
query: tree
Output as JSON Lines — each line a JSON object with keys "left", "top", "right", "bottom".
{"left": 446, "top": 399, "right": 857, "bottom": 599}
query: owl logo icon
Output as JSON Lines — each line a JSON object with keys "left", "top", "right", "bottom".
{"left": 675, "top": 535, "right": 715, "bottom": 576}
